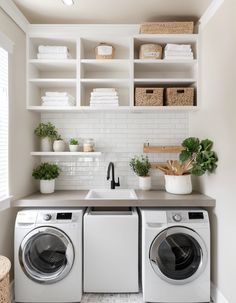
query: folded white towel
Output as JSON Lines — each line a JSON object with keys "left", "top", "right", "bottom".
{"left": 164, "top": 56, "right": 194, "bottom": 60}
{"left": 164, "top": 51, "right": 193, "bottom": 56}
{"left": 42, "top": 98, "right": 75, "bottom": 104}
{"left": 45, "top": 92, "right": 68, "bottom": 97}
{"left": 90, "top": 96, "right": 118, "bottom": 100}
{"left": 42, "top": 95, "right": 74, "bottom": 101}
{"left": 93, "top": 88, "right": 117, "bottom": 92}
{"left": 91, "top": 92, "right": 118, "bottom": 97}
{"left": 165, "top": 44, "right": 192, "bottom": 52}
{"left": 37, "top": 53, "right": 70, "bottom": 59}
{"left": 38, "top": 45, "right": 69, "bottom": 54}
{"left": 90, "top": 100, "right": 119, "bottom": 104}
{"left": 90, "top": 104, "right": 119, "bottom": 107}
{"left": 42, "top": 101, "right": 75, "bottom": 106}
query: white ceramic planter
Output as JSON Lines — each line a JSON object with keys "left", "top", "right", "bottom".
{"left": 164, "top": 174, "right": 192, "bottom": 195}
{"left": 69, "top": 144, "right": 79, "bottom": 152}
{"left": 53, "top": 140, "right": 65, "bottom": 152}
{"left": 41, "top": 137, "right": 52, "bottom": 152}
{"left": 40, "top": 179, "right": 55, "bottom": 194}
{"left": 139, "top": 176, "right": 151, "bottom": 191}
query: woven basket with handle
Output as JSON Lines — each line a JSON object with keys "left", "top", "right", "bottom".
{"left": 0, "top": 256, "right": 11, "bottom": 303}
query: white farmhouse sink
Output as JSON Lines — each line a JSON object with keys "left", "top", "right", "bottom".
{"left": 85, "top": 189, "right": 138, "bottom": 200}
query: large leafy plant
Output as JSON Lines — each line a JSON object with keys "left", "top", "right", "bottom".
{"left": 130, "top": 155, "right": 151, "bottom": 177}
{"left": 32, "top": 162, "right": 61, "bottom": 180}
{"left": 34, "top": 122, "right": 58, "bottom": 139}
{"left": 179, "top": 137, "right": 218, "bottom": 176}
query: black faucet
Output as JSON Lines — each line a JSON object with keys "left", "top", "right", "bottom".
{"left": 107, "top": 162, "right": 120, "bottom": 189}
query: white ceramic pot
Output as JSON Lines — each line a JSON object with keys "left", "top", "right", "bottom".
{"left": 40, "top": 179, "right": 55, "bottom": 194}
{"left": 41, "top": 137, "right": 52, "bottom": 152}
{"left": 53, "top": 140, "right": 65, "bottom": 152}
{"left": 69, "top": 144, "right": 79, "bottom": 152}
{"left": 164, "top": 174, "right": 192, "bottom": 195}
{"left": 139, "top": 176, "right": 151, "bottom": 191}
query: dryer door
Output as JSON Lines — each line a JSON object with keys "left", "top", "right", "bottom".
{"left": 19, "top": 227, "right": 74, "bottom": 284}
{"left": 149, "top": 226, "right": 207, "bottom": 284}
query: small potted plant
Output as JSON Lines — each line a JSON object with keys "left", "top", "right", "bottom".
{"left": 157, "top": 137, "right": 218, "bottom": 194}
{"left": 130, "top": 155, "right": 151, "bottom": 190}
{"left": 32, "top": 162, "right": 61, "bottom": 194}
{"left": 69, "top": 138, "right": 79, "bottom": 152}
{"left": 53, "top": 134, "right": 65, "bottom": 152}
{"left": 34, "top": 122, "right": 58, "bottom": 152}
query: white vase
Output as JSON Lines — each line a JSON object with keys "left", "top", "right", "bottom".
{"left": 41, "top": 137, "right": 52, "bottom": 152}
{"left": 139, "top": 176, "right": 151, "bottom": 191}
{"left": 53, "top": 140, "right": 65, "bottom": 152}
{"left": 164, "top": 174, "right": 192, "bottom": 195}
{"left": 69, "top": 144, "right": 79, "bottom": 152}
{"left": 40, "top": 179, "right": 55, "bottom": 194}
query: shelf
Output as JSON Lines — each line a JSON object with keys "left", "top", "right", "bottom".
{"left": 134, "top": 34, "right": 198, "bottom": 44}
{"left": 29, "top": 59, "right": 77, "bottom": 72}
{"left": 81, "top": 79, "right": 130, "bottom": 85}
{"left": 134, "top": 59, "right": 197, "bottom": 64}
{"left": 81, "top": 59, "right": 130, "bottom": 64}
{"left": 143, "top": 144, "right": 183, "bottom": 153}
{"left": 134, "top": 78, "right": 196, "bottom": 84}
{"left": 31, "top": 152, "right": 102, "bottom": 156}
{"left": 29, "top": 78, "right": 77, "bottom": 88}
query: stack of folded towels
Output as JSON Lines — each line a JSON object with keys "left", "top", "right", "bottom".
{"left": 164, "top": 44, "right": 193, "bottom": 60}
{"left": 37, "top": 45, "right": 70, "bottom": 60}
{"left": 90, "top": 88, "right": 119, "bottom": 108}
{"left": 41, "top": 92, "right": 75, "bottom": 107}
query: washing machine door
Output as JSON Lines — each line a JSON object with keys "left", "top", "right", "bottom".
{"left": 19, "top": 227, "right": 74, "bottom": 284}
{"left": 149, "top": 226, "right": 207, "bottom": 284}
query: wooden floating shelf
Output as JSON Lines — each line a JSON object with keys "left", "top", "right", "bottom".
{"left": 143, "top": 144, "right": 183, "bottom": 153}
{"left": 151, "top": 162, "right": 168, "bottom": 169}
{"left": 31, "top": 152, "right": 102, "bottom": 156}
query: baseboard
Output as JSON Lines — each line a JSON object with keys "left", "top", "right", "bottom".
{"left": 211, "top": 282, "right": 229, "bottom": 303}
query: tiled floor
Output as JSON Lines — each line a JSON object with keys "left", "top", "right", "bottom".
{"left": 81, "top": 293, "right": 143, "bottom": 303}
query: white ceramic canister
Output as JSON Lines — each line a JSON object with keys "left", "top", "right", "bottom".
{"left": 41, "top": 137, "right": 53, "bottom": 152}
{"left": 53, "top": 140, "right": 65, "bottom": 152}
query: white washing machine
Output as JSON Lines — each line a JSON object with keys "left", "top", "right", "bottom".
{"left": 14, "top": 209, "right": 84, "bottom": 303}
{"left": 140, "top": 208, "right": 210, "bottom": 303}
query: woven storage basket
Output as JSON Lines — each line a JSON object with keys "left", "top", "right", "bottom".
{"left": 0, "top": 256, "right": 11, "bottom": 303}
{"left": 135, "top": 88, "right": 164, "bottom": 106}
{"left": 166, "top": 87, "right": 194, "bottom": 106}
{"left": 95, "top": 43, "right": 115, "bottom": 59}
{"left": 140, "top": 22, "right": 194, "bottom": 34}
{"left": 139, "top": 44, "right": 162, "bottom": 59}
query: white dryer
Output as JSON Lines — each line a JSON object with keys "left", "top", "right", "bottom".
{"left": 140, "top": 208, "right": 210, "bottom": 303}
{"left": 14, "top": 209, "right": 84, "bottom": 303}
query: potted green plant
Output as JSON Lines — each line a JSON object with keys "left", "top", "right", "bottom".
{"left": 69, "top": 138, "right": 79, "bottom": 152}
{"left": 32, "top": 162, "right": 61, "bottom": 194}
{"left": 129, "top": 155, "right": 151, "bottom": 190}
{"left": 157, "top": 137, "right": 218, "bottom": 194}
{"left": 53, "top": 134, "right": 65, "bottom": 152}
{"left": 34, "top": 122, "right": 58, "bottom": 152}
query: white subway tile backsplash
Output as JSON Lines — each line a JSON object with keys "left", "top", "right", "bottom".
{"left": 41, "top": 111, "right": 189, "bottom": 190}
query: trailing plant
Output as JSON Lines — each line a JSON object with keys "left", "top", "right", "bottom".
{"left": 32, "top": 162, "right": 61, "bottom": 180}
{"left": 129, "top": 155, "right": 151, "bottom": 177}
{"left": 54, "top": 134, "right": 63, "bottom": 140}
{"left": 70, "top": 138, "right": 78, "bottom": 145}
{"left": 34, "top": 122, "right": 58, "bottom": 139}
{"left": 156, "top": 137, "right": 218, "bottom": 176}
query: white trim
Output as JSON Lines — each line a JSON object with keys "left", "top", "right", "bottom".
{"left": 0, "top": 0, "right": 29, "bottom": 33}
{"left": 0, "top": 196, "right": 12, "bottom": 211}
{"left": 211, "top": 282, "right": 229, "bottom": 303}
{"left": 199, "top": 0, "right": 224, "bottom": 30}
{"left": 0, "top": 32, "right": 14, "bottom": 53}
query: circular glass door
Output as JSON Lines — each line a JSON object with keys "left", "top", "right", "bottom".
{"left": 149, "top": 227, "right": 207, "bottom": 284}
{"left": 20, "top": 227, "right": 74, "bottom": 284}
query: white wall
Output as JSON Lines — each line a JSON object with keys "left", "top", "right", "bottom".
{"left": 190, "top": 0, "right": 236, "bottom": 302}
{"left": 41, "top": 111, "right": 189, "bottom": 189}
{"left": 0, "top": 8, "right": 39, "bottom": 267}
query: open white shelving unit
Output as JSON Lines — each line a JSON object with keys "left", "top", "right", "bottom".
{"left": 26, "top": 31, "right": 199, "bottom": 112}
{"left": 31, "top": 152, "right": 102, "bottom": 156}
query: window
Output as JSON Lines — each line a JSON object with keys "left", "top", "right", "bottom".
{"left": 0, "top": 47, "right": 9, "bottom": 200}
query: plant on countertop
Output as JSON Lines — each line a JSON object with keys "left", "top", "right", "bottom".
{"left": 69, "top": 138, "right": 78, "bottom": 145}
{"left": 32, "top": 162, "right": 61, "bottom": 180}
{"left": 157, "top": 137, "right": 218, "bottom": 176}
{"left": 129, "top": 155, "right": 151, "bottom": 177}
{"left": 34, "top": 122, "right": 58, "bottom": 140}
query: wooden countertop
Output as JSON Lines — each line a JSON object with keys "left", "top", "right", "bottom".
{"left": 12, "top": 190, "right": 215, "bottom": 208}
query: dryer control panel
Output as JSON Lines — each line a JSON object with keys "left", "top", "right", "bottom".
{"left": 167, "top": 210, "right": 208, "bottom": 224}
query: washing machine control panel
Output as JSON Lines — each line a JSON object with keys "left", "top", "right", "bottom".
{"left": 172, "top": 214, "right": 182, "bottom": 222}
{"left": 43, "top": 214, "right": 52, "bottom": 221}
